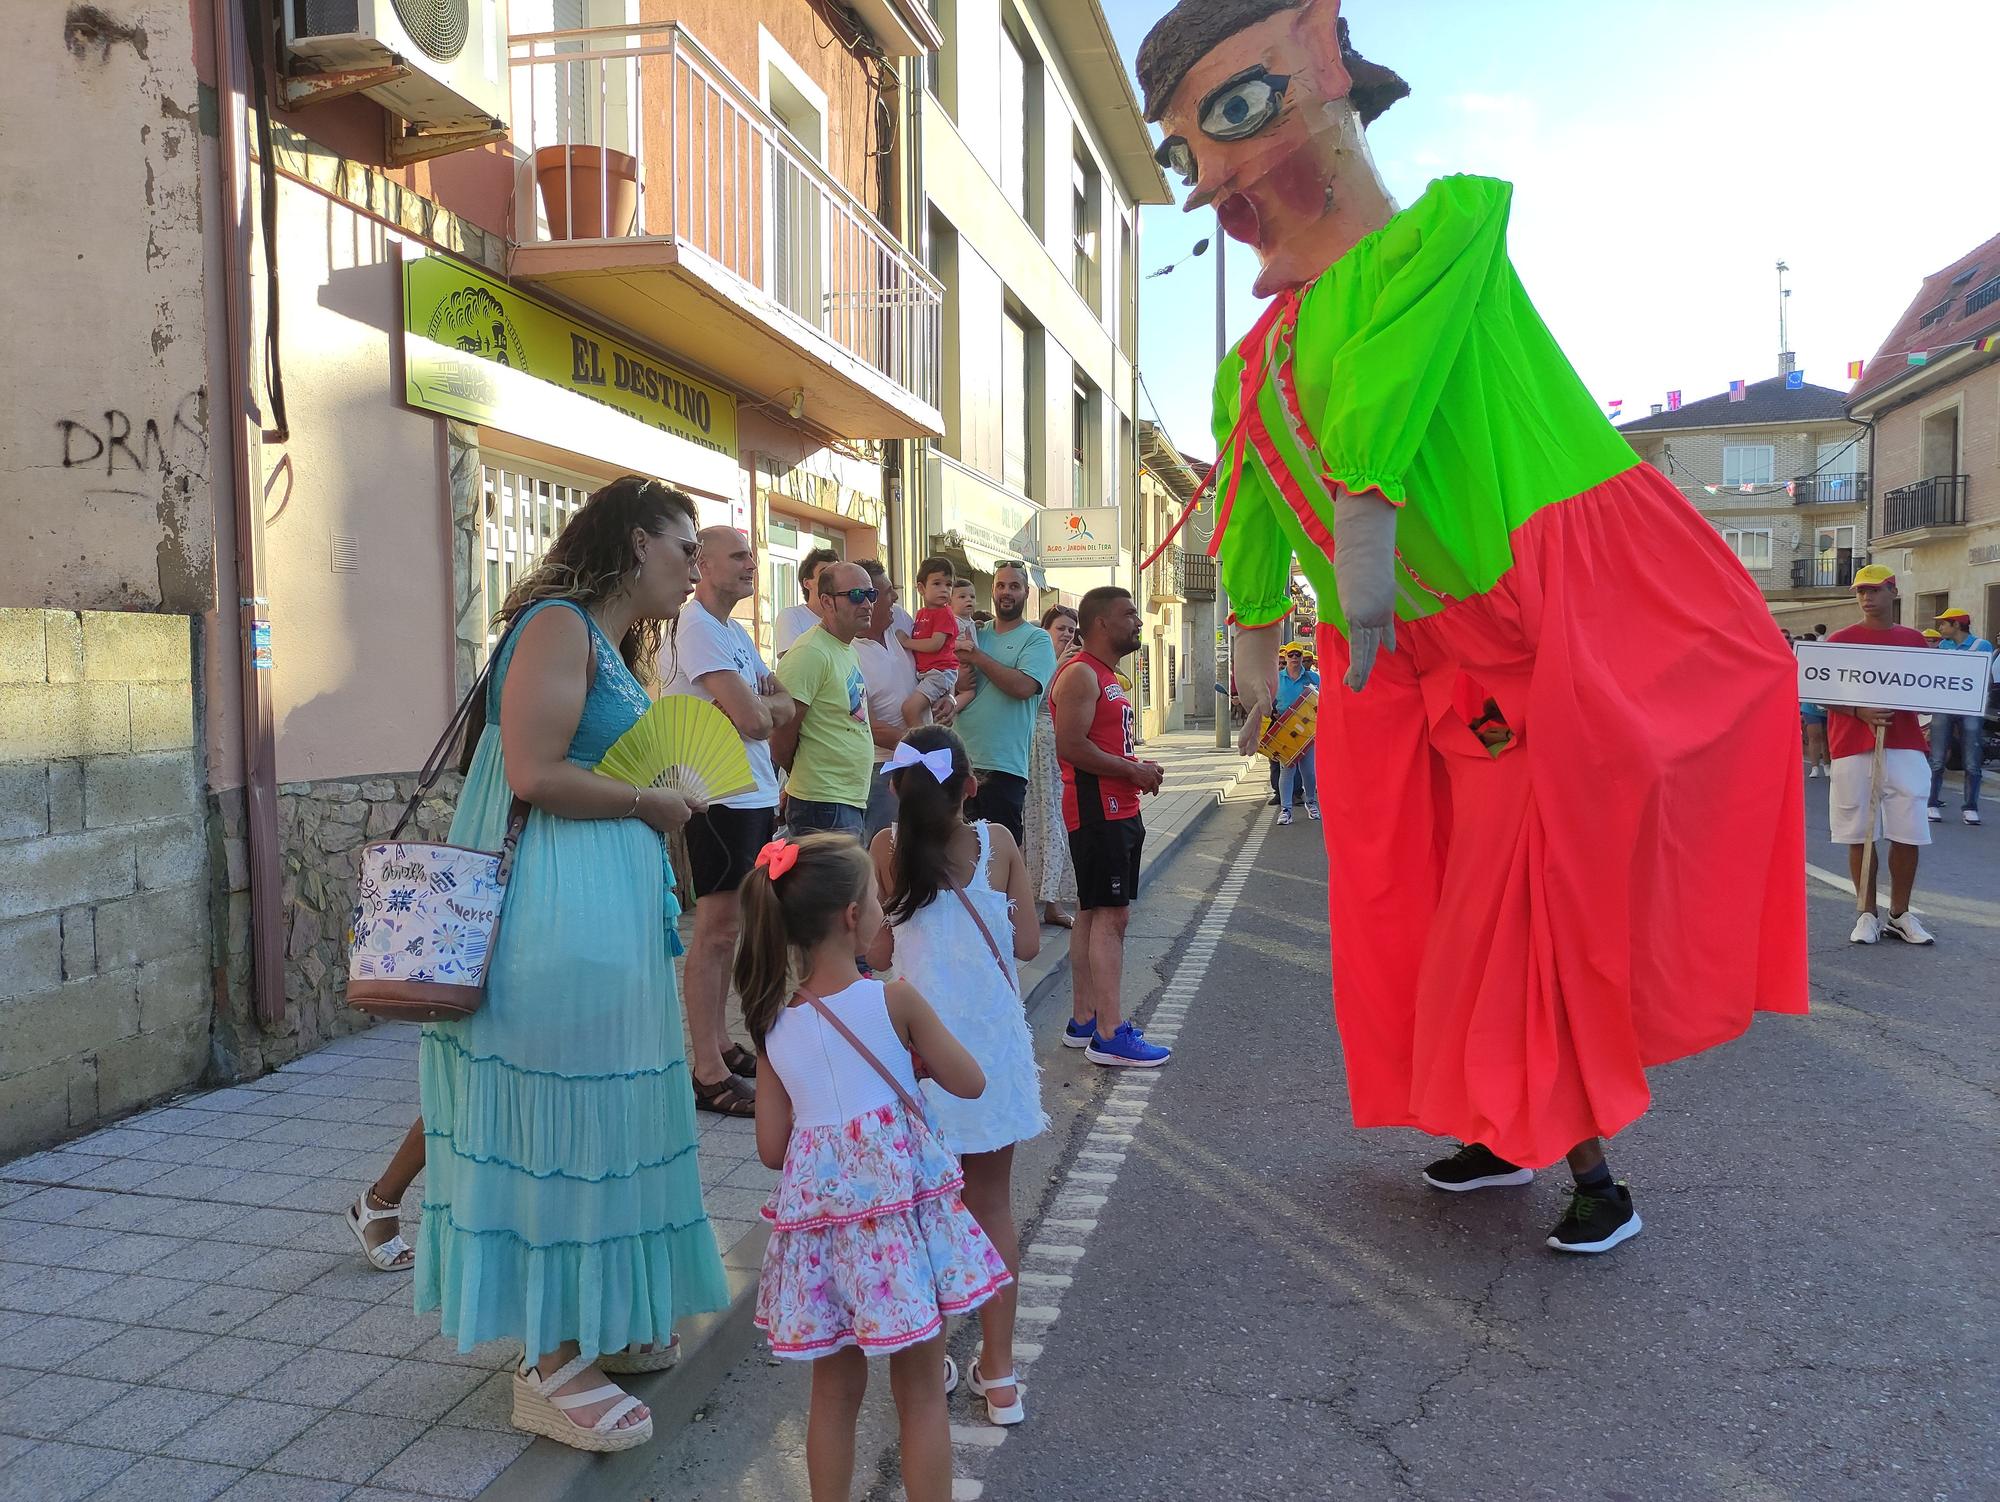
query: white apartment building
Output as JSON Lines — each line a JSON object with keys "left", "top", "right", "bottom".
{"left": 911, "top": 0, "right": 1171, "bottom": 602}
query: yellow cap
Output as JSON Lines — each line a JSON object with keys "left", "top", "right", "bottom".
{"left": 1851, "top": 564, "right": 1896, "bottom": 588}
{"left": 1923, "top": 628, "right": 1943, "bottom": 641}
{"left": 1936, "top": 607, "right": 1971, "bottom": 623}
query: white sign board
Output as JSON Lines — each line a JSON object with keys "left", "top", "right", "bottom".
{"left": 1796, "top": 641, "right": 1993, "bottom": 716}
{"left": 1038, "top": 508, "right": 1119, "bottom": 567}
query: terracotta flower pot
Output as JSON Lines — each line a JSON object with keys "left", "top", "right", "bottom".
{"left": 533, "top": 145, "right": 639, "bottom": 240}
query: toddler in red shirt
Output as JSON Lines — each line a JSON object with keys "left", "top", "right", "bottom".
{"left": 904, "top": 558, "right": 974, "bottom": 719}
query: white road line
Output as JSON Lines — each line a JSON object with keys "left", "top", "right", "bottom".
{"left": 950, "top": 812, "right": 1272, "bottom": 1483}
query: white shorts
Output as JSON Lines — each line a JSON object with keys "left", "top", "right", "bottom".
{"left": 1828, "top": 749, "right": 1932, "bottom": 847}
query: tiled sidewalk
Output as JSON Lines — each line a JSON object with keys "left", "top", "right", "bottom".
{"left": 0, "top": 1022, "right": 776, "bottom": 1502}
{"left": 0, "top": 727, "right": 1251, "bottom": 1501}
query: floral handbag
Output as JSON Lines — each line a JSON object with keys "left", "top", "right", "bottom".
{"left": 345, "top": 650, "right": 526, "bottom": 1023}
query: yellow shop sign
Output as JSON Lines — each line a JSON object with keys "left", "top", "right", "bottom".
{"left": 403, "top": 253, "right": 738, "bottom": 458}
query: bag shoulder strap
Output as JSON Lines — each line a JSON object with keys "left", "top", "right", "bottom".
{"left": 799, "top": 989, "right": 927, "bottom": 1119}
{"left": 949, "top": 822, "right": 1012, "bottom": 981}
{"left": 949, "top": 880, "right": 1012, "bottom": 981}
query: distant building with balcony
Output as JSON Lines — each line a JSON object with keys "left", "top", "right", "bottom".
{"left": 1848, "top": 230, "right": 2000, "bottom": 636}
{"left": 912, "top": 0, "right": 1172, "bottom": 605}
{"left": 1619, "top": 376, "right": 1870, "bottom": 634}
{"left": 1135, "top": 422, "right": 1211, "bottom": 740}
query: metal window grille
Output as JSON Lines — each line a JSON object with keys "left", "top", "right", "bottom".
{"left": 1168, "top": 645, "right": 1178, "bottom": 702}
{"left": 481, "top": 462, "right": 594, "bottom": 655}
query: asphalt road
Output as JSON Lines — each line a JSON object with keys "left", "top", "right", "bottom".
{"left": 635, "top": 779, "right": 1998, "bottom": 1502}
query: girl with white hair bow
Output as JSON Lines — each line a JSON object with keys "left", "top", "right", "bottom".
{"left": 866, "top": 726, "right": 1046, "bottom": 1427}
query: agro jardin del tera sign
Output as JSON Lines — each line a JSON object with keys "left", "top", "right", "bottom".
{"left": 403, "top": 253, "right": 738, "bottom": 460}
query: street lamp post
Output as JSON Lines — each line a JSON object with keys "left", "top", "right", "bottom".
{"left": 1214, "top": 216, "right": 1232, "bottom": 750}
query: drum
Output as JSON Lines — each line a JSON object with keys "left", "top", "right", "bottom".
{"left": 1258, "top": 689, "right": 1318, "bottom": 766}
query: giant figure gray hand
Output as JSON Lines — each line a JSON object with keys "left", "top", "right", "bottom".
{"left": 1334, "top": 491, "right": 1398, "bottom": 692}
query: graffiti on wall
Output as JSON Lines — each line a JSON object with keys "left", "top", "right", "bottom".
{"left": 56, "top": 390, "right": 208, "bottom": 481}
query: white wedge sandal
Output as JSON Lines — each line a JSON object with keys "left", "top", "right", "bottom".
{"left": 511, "top": 1353, "right": 654, "bottom": 1453}
{"left": 345, "top": 1192, "right": 414, "bottom": 1273}
{"left": 969, "top": 1359, "right": 1025, "bottom": 1427}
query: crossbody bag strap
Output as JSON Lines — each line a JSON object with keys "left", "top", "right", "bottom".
{"left": 948, "top": 880, "right": 1012, "bottom": 982}
{"left": 390, "top": 655, "right": 499, "bottom": 841}
{"left": 798, "top": 990, "right": 928, "bottom": 1120}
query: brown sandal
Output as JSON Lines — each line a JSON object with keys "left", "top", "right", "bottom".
{"left": 722, "top": 1044, "right": 758, "bottom": 1078}
{"left": 692, "top": 1072, "right": 756, "bottom": 1117}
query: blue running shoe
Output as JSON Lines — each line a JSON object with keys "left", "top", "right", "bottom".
{"left": 1063, "top": 1017, "right": 1096, "bottom": 1049}
{"left": 1085, "top": 1021, "right": 1172, "bottom": 1068}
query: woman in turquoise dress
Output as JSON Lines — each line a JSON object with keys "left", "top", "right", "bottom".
{"left": 416, "top": 475, "right": 730, "bottom": 1453}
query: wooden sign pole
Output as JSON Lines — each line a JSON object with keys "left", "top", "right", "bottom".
{"left": 1858, "top": 723, "right": 1888, "bottom": 915}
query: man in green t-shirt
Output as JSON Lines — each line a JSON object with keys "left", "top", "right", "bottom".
{"left": 772, "top": 561, "right": 875, "bottom": 838}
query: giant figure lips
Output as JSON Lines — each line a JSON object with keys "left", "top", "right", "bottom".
{"left": 1216, "top": 191, "right": 1263, "bottom": 248}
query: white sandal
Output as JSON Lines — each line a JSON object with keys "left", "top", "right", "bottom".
{"left": 511, "top": 1353, "right": 654, "bottom": 1453}
{"left": 969, "top": 1359, "right": 1025, "bottom": 1427}
{"left": 345, "top": 1193, "right": 414, "bottom": 1272}
{"left": 600, "top": 1338, "right": 679, "bottom": 1375}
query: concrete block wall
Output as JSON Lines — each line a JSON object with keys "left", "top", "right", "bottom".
{"left": 0, "top": 609, "right": 213, "bottom": 1154}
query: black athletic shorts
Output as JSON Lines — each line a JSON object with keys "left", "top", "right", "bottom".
{"left": 687, "top": 803, "right": 777, "bottom": 897}
{"left": 1067, "top": 818, "right": 1144, "bottom": 910}
{"left": 967, "top": 770, "right": 1029, "bottom": 847}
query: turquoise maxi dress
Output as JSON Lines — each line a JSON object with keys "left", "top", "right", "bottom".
{"left": 415, "top": 598, "right": 730, "bottom": 1359}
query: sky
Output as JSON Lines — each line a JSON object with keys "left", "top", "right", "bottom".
{"left": 1100, "top": 0, "right": 2000, "bottom": 464}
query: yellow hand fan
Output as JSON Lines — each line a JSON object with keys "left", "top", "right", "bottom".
{"left": 595, "top": 695, "right": 756, "bottom": 803}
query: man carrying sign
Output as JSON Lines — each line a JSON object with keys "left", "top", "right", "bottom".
{"left": 1826, "top": 565, "right": 1935, "bottom": 945}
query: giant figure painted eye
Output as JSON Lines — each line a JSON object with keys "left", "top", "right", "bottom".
{"left": 1197, "top": 68, "right": 1291, "bottom": 143}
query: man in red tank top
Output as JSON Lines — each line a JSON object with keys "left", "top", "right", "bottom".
{"left": 1052, "top": 588, "right": 1171, "bottom": 1067}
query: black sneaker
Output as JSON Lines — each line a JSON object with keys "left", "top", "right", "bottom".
{"left": 1545, "top": 1184, "right": 1642, "bottom": 1254}
{"left": 1422, "top": 1143, "right": 1536, "bottom": 1192}
{"left": 1266, "top": 792, "right": 1280, "bottom": 806}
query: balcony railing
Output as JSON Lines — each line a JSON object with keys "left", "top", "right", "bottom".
{"left": 1148, "top": 546, "right": 1187, "bottom": 605}
{"left": 1181, "top": 550, "right": 1216, "bottom": 599}
{"left": 509, "top": 23, "right": 941, "bottom": 409}
{"left": 1792, "top": 472, "right": 1870, "bottom": 506}
{"left": 1882, "top": 475, "right": 1970, "bottom": 536}
{"left": 1791, "top": 554, "right": 1867, "bottom": 591}
{"left": 1966, "top": 277, "right": 2000, "bottom": 319}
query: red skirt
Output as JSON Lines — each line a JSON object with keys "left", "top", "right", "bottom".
{"left": 1312, "top": 465, "right": 1807, "bottom": 1169}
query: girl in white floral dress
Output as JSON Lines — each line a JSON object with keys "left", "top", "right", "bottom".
{"left": 736, "top": 832, "right": 1009, "bottom": 1502}
{"left": 868, "top": 725, "right": 1045, "bottom": 1428}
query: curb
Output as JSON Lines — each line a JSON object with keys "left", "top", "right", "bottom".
{"left": 481, "top": 748, "right": 1254, "bottom": 1501}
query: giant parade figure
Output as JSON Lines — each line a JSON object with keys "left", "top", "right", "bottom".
{"left": 1137, "top": 0, "right": 1807, "bottom": 1252}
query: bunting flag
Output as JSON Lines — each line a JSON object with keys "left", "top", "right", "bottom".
{"left": 1667, "top": 390, "right": 1682, "bottom": 411}
{"left": 1607, "top": 398, "right": 1624, "bottom": 419}
{"left": 1728, "top": 380, "right": 1747, "bottom": 402}
{"left": 1847, "top": 360, "right": 1865, "bottom": 379}
{"left": 1980, "top": 336, "right": 2000, "bottom": 353}
{"left": 1739, "top": 483, "right": 1755, "bottom": 494}
{"left": 1907, "top": 352, "right": 1930, "bottom": 367}
{"left": 1786, "top": 481, "right": 1796, "bottom": 498}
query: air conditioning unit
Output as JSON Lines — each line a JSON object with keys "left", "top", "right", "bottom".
{"left": 285, "top": 0, "right": 508, "bottom": 131}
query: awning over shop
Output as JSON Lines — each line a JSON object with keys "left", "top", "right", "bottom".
{"left": 934, "top": 530, "right": 1048, "bottom": 588}
{"left": 926, "top": 449, "right": 1045, "bottom": 584}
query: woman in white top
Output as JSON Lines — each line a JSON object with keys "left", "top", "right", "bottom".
{"left": 868, "top": 726, "right": 1045, "bottom": 1425}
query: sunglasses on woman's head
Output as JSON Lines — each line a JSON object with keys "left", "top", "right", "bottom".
{"left": 822, "top": 586, "right": 879, "bottom": 605}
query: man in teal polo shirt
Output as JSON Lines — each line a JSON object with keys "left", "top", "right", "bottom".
{"left": 954, "top": 561, "right": 1058, "bottom": 844}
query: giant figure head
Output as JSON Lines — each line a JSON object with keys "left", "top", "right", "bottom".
{"left": 1138, "top": 0, "right": 1408, "bottom": 296}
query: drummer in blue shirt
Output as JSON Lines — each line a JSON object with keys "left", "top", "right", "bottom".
{"left": 1274, "top": 646, "right": 1321, "bottom": 827}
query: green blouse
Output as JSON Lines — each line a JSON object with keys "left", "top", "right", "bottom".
{"left": 1209, "top": 175, "right": 1638, "bottom": 634}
